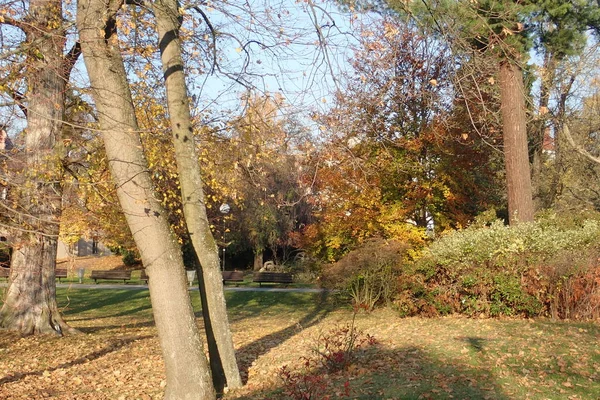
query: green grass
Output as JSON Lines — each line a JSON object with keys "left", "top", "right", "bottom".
{"left": 56, "top": 288, "right": 330, "bottom": 322}
{"left": 58, "top": 288, "right": 154, "bottom": 320}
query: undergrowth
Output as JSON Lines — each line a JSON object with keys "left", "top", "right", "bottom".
{"left": 278, "top": 312, "right": 377, "bottom": 399}
{"left": 395, "top": 213, "right": 600, "bottom": 319}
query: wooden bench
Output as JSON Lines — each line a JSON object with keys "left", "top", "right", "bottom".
{"left": 222, "top": 270, "right": 244, "bottom": 284}
{"left": 0, "top": 268, "right": 67, "bottom": 282}
{"left": 55, "top": 268, "right": 67, "bottom": 283}
{"left": 90, "top": 270, "right": 132, "bottom": 284}
{"left": 139, "top": 269, "right": 149, "bottom": 284}
{"left": 253, "top": 272, "right": 293, "bottom": 287}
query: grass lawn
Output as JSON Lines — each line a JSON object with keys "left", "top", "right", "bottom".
{"left": 0, "top": 288, "right": 598, "bottom": 399}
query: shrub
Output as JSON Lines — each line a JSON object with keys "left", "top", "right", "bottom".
{"left": 121, "top": 249, "right": 140, "bottom": 267}
{"left": 288, "top": 252, "right": 322, "bottom": 284}
{"left": 279, "top": 364, "right": 332, "bottom": 400}
{"left": 541, "top": 247, "right": 600, "bottom": 319}
{"left": 311, "top": 314, "right": 377, "bottom": 373}
{"left": 278, "top": 314, "right": 375, "bottom": 399}
{"left": 108, "top": 246, "right": 141, "bottom": 267}
{"left": 320, "top": 238, "right": 408, "bottom": 310}
{"left": 395, "top": 213, "right": 600, "bottom": 319}
{"left": 427, "top": 217, "right": 600, "bottom": 270}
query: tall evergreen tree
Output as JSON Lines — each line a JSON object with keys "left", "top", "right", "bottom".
{"left": 382, "top": 0, "right": 600, "bottom": 223}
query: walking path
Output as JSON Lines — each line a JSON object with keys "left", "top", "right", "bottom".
{"left": 0, "top": 282, "right": 326, "bottom": 293}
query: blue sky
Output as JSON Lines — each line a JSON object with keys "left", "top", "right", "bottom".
{"left": 177, "top": 0, "right": 378, "bottom": 128}
{"left": 0, "top": 0, "right": 374, "bottom": 138}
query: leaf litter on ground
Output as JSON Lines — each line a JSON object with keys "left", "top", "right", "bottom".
{"left": 0, "top": 290, "right": 598, "bottom": 399}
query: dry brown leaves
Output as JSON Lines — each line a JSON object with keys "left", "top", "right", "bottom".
{"left": 0, "top": 305, "right": 598, "bottom": 399}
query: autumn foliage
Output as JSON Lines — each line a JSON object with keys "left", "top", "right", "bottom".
{"left": 297, "top": 20, "right": 504, "bottom": 262}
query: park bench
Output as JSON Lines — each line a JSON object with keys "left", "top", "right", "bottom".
{"left": 55, "top": 268, "right": 67, "bottom": 283}
{"left": 253, "top": 271, "right": 293, "bottom": 287}
{"left": 90, "top": 270, "right": 132, "bottom": 284}
{"left": 139, "top": 269, "right": 149, "bottom": 284}
{"left": 0, "top": 268, "right": 67, "bottom": 282}
{"left": 222, "top": 270, "right": 244, "bottom": 284}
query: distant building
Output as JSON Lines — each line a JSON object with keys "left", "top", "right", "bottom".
{"left": 0, "top": 127, "right": 14, "bottom": 151}
{"left": 542, "top": 127, "right": 555, "bottom": 158}
{"left": 56, "top": 237, "right": 113, "bottom": 259}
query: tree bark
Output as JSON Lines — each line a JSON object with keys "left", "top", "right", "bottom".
{"left": 498, "top": 61, "right": 534, "bottom": 224}
{"left": 531, "top": 52, "right": 554, "bottom": 209}
{"left": 253, "top": 249, "right": 263, "bottom": 271}
{"left": 76, "top": 1, "right": 215, "bottom": 398}
{"left": 153, "top": 0, "right": 242, "bottom": 391}
{"left": 0, "top": 0, "right": 76, "bottom": 336}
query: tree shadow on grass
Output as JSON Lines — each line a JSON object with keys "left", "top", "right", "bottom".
{"left": 55, "top": 289, "right": 155, "bottom": 332}
{"left": 0, "top": 334, "right": 153, "bottom": 385}
{"left": 232, "top": 291, "right": 336, "bottom": 384}
{"left": 234, "top": 344, "right": 510, "bottom": 400}
{"left": 57, "top": 289, "right": 152, "bottom": 317}
{"left": 74, "top": 319, "right": 157, "bottom": 334}
{"left": 456, "top": 325, "right": 600, "bottom": 399}
{"left": 221, "top": 290, "right": 334, "bottom": 323}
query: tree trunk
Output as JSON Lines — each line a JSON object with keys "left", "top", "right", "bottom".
{"left": 498, "top": 61, "right": 534, "bottom": 224}
{"left": 1, "top": 236, "right": 73, "bottom": 334}
{"left": 253, "top": 249, "right": 263, "bottom": 271}
{"left": 531, "top": 52, "right": 554, "bottom": 209}
{"left": 545, "top": 73, "right": 576, "bottom": 210}
{"left": 0, "top": 0, "right": 76, "bottom": 336}
{"left": 76, "top": 1, "right": 215, "bottom": 398}
{"left": 153, "top": 0, "right": 242, "bottom": 391}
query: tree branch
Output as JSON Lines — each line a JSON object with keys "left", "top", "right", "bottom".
{"left": 63, "top": 41, "right": 81, "bottom": 79}
{"left": 4, "top": 86, "right": 27, "bottom": 117}
{"left": 191, "top": 6, "right": 218, "bottom": 75}
{"left": 0, "top": 15, "right": 26, "bottom": 32}
{"left": 307, "top": 0, "right": 340, "bottom": 91}
{"left": 563, "top": 123, "right": 600, "bottom": 165}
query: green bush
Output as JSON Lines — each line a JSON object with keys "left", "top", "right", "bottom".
{"left": 108, "top": 245, "right": 141, "bottom": 267}
{"left": 288, "top": 252, "right": 322, "bottom": 284}
{"left": 395, "top": 213, "right": 600, "bottom": 319}
{"left": 121, "top": 249, "right": 140, "bottom": 267}
{"left": 426, "top": 218, "right": 600, "bottom": 270}
{"left": 0, "top": 243, "right": 10, "bottom": 267}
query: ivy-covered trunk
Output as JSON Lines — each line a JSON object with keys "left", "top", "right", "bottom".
{"left": 153, "top": 0, "right": 242, "bottom": 391}
{"left": 253, "top": 249, "right": 263, "bottom": 271}
{"left": 0, "top": 0, "right": 75, "bottom": 336}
